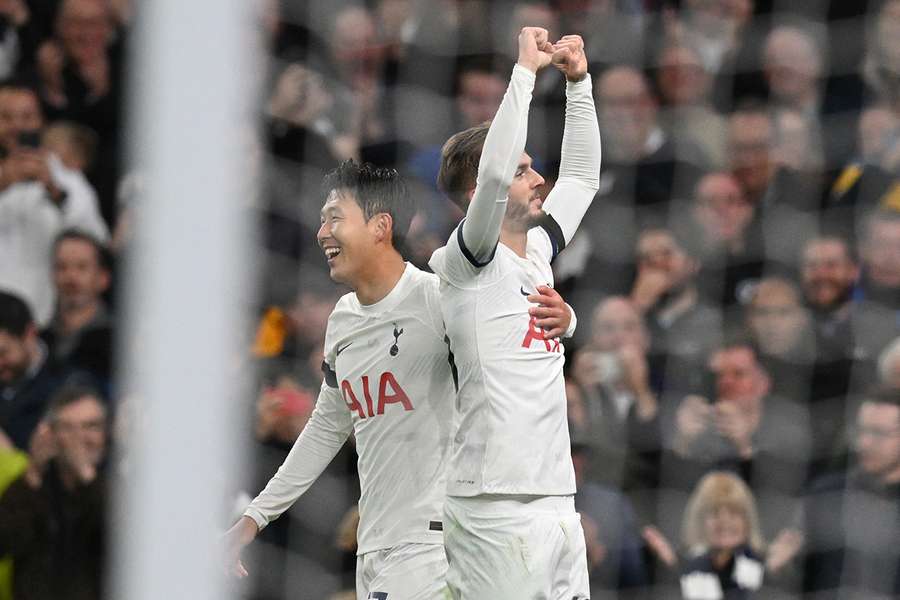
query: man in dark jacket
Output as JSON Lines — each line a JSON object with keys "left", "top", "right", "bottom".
{"left": 803, "top": 386, "right": 900, "bottom": 597}
{"left": 0, "top": 385, "right": 108, "bottom": 600}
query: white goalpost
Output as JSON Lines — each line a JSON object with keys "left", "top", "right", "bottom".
{"left": 113, "top": 1, "right": 260, "bottom": 599}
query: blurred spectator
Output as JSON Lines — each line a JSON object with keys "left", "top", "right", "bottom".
{"left": 407, "top": 55, "right": 508, "bottom": 187}
{"left": 745, "top": 278, "right": 815, "bottom": 402}
{"left": 802, "top": 386, "right": 900, "bottom": 597}
{"left": 879, "top": 337, "right": 900, "bottom": 389}
{"left": 0, "top": 426, "right": 27, "bottom": 600}
{"left": 42, "top": 120, "right": 96, "bottom": 172}
{"left": 631, "top": 226, "right": 722, "bottom": 391}
{"left": 678, "top": 472, "right": 766, "bottom": 599}
{"left": 40, "top": 229, "right": 112, "bottom": 385}
{"left": 684, "top": 172, "right": 763, "bottom": 308}
{"left": 0, "top": 0, "right": 33, "bottom": 79}
{"left": 761, "top": 23, "right": 834, "bottom": 170}
{"left": 37, "top": 0, "right": 125, "bottom": 223}
{"left": 578, "top": 0, "right": 646, "bottom": 70}
{"left": 406, "top": 56, "right": 507, "bottom": 261}
{"left": 325, "top": 5, "right": 397, "bottom": 165}
{"left": 0, "top": 83, "right": 107, "bottom": 325}
{"left": 857, "top": 104, "right": 900, "bottom": 165}
{"left": 595, "top": 65, "right": 704, "bottom": 212}
{"left": 857, "top": 208, "right": 900, "bottom": 312}
{"left": 252, "top": 279, "right": 340, "bottom": 389}
{"left": 265, "top": 62, "right": 354, "bottom": 166}
{"left": 727, "top": 103, "right": 819, "bottom": 272}
{"left": 799, "top": 233, "right": 898, "bottom": 369}
{"left": 824, "top": 104, "right": 900, "bottom": 241}
{"left": 772, "top": 106, "right": 824, "bottom": 176}
{"left": 659, "top": 340, "right": 810, "bottom": 540}
{"left": 663, "top": 0, "right": 765, "bottom": 112}
{"left": 0, "top": 385, "right": 108, "bottom": 600}
{"left": 763, "top": 24, "right": 824, "bottom": 119}
{"left": 253, "top": 374, "right": 314, "bottom": 447}
{"left": 561, "top": 65, "right": 702, "bottom": 298}
{"left": 570, "top": 296, "right": 658, "bottom": 488}
{"left": 571, "top": 440, "right": 649, "bottom": 596}
{"left": 0, "top": 290, "right": 92, "bottom": 450}
{"left": 862, "top": 0, "right": 900, "bottom": 107}
{"left": 680, "top": 472, "right": 802, "bottom": 600}
{"left": 655, "top": 41, "right": 729, "bottom": 169}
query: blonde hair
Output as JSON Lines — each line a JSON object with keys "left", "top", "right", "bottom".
{"left": 681, "top": 471, "right": 765, "bottom": 556}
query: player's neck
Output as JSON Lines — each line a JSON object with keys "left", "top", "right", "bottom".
{"left": 500, "top": 228, "right": 528, "bottom": 258}
{"left": 353, "top": 251, "right": 406, "bottom": 306}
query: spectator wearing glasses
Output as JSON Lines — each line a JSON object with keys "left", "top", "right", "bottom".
{"left": 0, "top": 385, "right": 108, "bottom": 600}
{"left": 802, "top": 387, "right": 900, "bottom": 597}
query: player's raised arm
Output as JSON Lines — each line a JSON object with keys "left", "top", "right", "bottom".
{"left": 223, "top": 373, "right": 352, "bottom": 576}
{"left": 541, "top": 34, "right": 601, "bottom": 245}
{"left": 459, "top": 27, "right": 552, "bottom": 263}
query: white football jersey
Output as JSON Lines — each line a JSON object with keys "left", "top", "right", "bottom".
{"left": 244, "top": 264, "right": 455, "bottom": 554}
{"left": 428, "top": 222, "right": 576, "bottom": 497}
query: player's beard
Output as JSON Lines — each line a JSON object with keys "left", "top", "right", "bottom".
{"left": 505, "top": 198, "right": 544, "bottom": 232}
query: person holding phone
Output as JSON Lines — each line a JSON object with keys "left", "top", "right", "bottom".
{"left": 0, "top": 82, "right": 107, "bottom": 326}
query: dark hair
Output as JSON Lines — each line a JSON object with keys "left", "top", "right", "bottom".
{"left": 322, "top": 159, "right": 415, "bottom": 250}
{"left": 0, "top": 290, "right": 33, "bottom": 337}
{"left": 714, "top": 331, "right": 765, "bottom": 368}
{"left": 437, "top": 121, "right": 491, "bottom": 209}
{"left": 53, "top": 228, "right": 111, "bottom": 271}
{"left": 46, "top": 384, "right": 106, "bottom": 424}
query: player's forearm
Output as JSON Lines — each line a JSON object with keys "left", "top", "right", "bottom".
{"left": 543, "top": 74, "right": 601, "bottom": 244}
{"left": 244, "top": 404, "right": 350, "bottom": 529}
{"left": 461, "top": 64, "right": 535, "bottom": 261}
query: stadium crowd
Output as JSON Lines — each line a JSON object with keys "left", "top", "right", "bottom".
{"left": 0, "top": 0, "right": 899, "bottom": 598}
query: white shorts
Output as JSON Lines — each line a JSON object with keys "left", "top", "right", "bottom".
{"left": 355, "top": 542, "right": 449, "bottom": 600}
{"left": 443, "top": 495, "right": 590, "bottom": 600}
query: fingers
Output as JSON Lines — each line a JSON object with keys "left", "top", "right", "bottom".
{"left": 527, "top": 294, "right": 559, "bottom": 308}
{"left": 236, "top": 559, "right": 248, "bottom": 578}
{"left": 519, "top": 26, "right": 549, "bottom": 46}
{"left": 527, "top": 285, "right": 562, "bottom": 306}
{"left": 529, "top": 305, "right": 561, "bottom": 319}
{"left": 553, "top": 35, "right": 584, "bottom": 48}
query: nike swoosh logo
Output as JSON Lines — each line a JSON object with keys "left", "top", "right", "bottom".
{"left": 336, "top": 342, "right": 352, "bottom": 356}
{"left": 520, "top": 286, "right": 530, "bottom": 296}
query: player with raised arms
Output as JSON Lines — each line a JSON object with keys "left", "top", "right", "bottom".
{"left": 430, "top": 27, "right": 601, "bottom": 598}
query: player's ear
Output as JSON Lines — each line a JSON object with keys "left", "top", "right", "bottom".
{"left": 372, "top": 212, "right": 393, "bottom": 243}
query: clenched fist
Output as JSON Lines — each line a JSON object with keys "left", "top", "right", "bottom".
{"left": 551, "top": 35, "right": 588, "bottom": 82}
{"left": 517, "top": 27, "right": 554, "bottom": 74}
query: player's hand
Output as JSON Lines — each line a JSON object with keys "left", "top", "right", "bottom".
{"left": 222, "top": 516, "right": 258, "bottom": 578}
{"left": 517, "top": 27, "right": 554, "bottom": 74}
{"left": 551, "top": 35, "right": 588, "bottom": 82}
{"left": 527, "top": 285, "right": 569, "bottom": 339}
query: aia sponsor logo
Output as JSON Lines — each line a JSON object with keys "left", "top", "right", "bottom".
{"left": 521, "top": 316, "right": 561, "bottom": 352}
{"left": 341, "top": 372, "right": 413, "bottom": 419}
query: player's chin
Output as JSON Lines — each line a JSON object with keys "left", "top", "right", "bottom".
{"left": 327, "top": 261, "right": 349, "bottom": 285}
{"left": 526, "top": 207, "right": 546, "bottom": 227}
